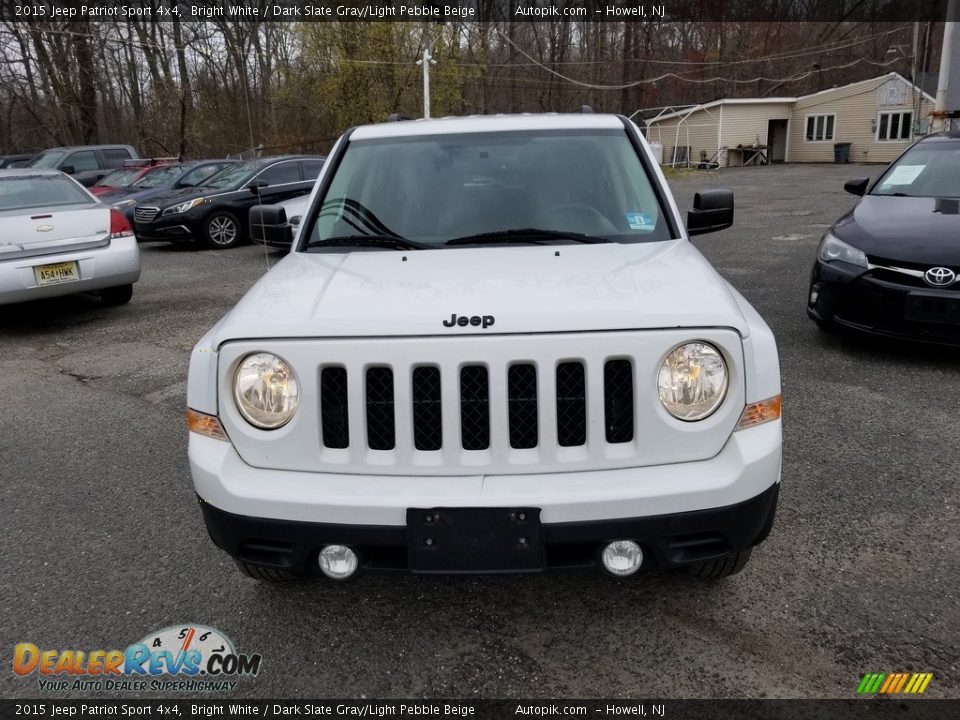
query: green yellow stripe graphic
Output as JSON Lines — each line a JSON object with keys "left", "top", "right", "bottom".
{"left": 857, "top": 672, "right": 932, "bottom": 695}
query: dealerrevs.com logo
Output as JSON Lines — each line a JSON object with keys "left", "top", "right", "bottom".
{"left": 14, "top": 624, "right": 261, "bottom": 693}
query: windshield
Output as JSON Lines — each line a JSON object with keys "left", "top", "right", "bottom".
{"left": 0, "top": 174, "right": 94, "bottom": 211}
{"left": 131, "top": 165, "right": 182, "bottom": 189}
{"left": 872, "top": 140, "right": 960, "bottom": 198}
{"left": 200, "top": 160, "right": 258, "bottom": 190}
{"left": 95, "top": 168, "right": 142, "bottom": 187}
{"left": 28, "top": 151, "right": 66, "bottom": 169}
{"left": 303, "top": 130, "right": 672, "bottom": 250}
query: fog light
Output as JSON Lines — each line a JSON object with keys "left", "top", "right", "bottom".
{"left": 318, "top": 545, "right": 358, "bottom": 580}
{"left": 809, "top": 284, "right": 822, "bottom": 305}
{"left": 601, "top": 540, "right": 643, "bottom": 577}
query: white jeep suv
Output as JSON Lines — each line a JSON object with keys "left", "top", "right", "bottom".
{"left": 187, "top": 114, "right": 781, "bottom": 581}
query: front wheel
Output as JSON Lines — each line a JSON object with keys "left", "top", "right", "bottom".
{"left": 688, "top": 548, "right": 752, "bottom": 579}
{"left": 234, "top": 560, "right": 304, "bottom": 582}
{"left": 202, "top": 211, "right": 243, "bottom": 249}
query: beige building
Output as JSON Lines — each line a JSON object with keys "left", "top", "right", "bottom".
{"left": 645, "top": 73, "right": 935, "bottom": 166}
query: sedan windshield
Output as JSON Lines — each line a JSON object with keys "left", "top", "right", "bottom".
{"left": 200, "top": 161, "right": 259, "bottom": 190}
{"left": 304, "top": 129, "right": 672, "bottom": 250}
{"left": 131, "top": 165, "right": 182, "bottom": 189}
{"left": 95, "top": 168, "right": 142, "bottom": 187}
{"left": 873, "top": 140, "right": 960, "bottom": 198}
{"left": 0, "top": 175, "right": 94, "bottom": 211}
{"left": 28, "top": 151, "right": 66, "bottom": 169}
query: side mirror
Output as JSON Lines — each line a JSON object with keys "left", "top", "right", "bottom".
{"left": 844, "top": 177, "right": 869, "bottom": 196}
{"left": 686, "top": 188, "right": 734, "bottom": 236}
{"left": 60, "top": 165, "right": 75, "bottom": 175}
{"left": 248, "top": 178, "right": 268, "bottom": 193}
{"left": 249, "top": 204, "right": 293, "bottom": 246}
{"left": 289, "top": 215, "right": 302, "bottom": 227}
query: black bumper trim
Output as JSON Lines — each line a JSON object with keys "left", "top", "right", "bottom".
{"left": 198, "top": 483, "right": 779, "bottom": 576}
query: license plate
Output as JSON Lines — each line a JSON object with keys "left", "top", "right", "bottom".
{"left": 34, "top": 261, "right": 79, "bottom": 286}
{"left": 906, "top": 292, "right": 960, "bottom": 325}
{"left": 407, "top": 507, "right": 544, "bottom": 574}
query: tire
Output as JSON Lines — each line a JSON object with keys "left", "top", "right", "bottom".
{"left": 688, "top": 548, "right": 752, "bottom": 579}
{"left": 201, "top": 211, "right": 243, "bottom": 249}
{"left": 234, "top": 560, "right": 303, "bottom": 582}
{"left": 100, "top": 283, "right": 133, "bottom": 306}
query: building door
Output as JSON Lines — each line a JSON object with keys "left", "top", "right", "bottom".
{"left": 767, "top": 120, "right": 788, "bottom": 163}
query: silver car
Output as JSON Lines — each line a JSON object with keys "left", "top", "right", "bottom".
{"left": 0, "top": 169, "right": 141, "bottom": 306}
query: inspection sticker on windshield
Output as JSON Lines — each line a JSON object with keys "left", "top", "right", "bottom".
{"left": 625, "top": 212, "right": 655, "bottom": 231}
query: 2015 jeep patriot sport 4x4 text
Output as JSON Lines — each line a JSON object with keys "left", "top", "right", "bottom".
{"left": 187, "top": 113, "right": 782, "bottom": 581}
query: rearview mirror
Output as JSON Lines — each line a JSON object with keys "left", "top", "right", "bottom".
{"left": 844, "top": 177, "right": 869, "bottom": 196}
{"left": 686, "top": 189, "right": 734, "bottom": 236}
{"left": 60, "top": 165, "right": 75, "bottom": 175}
{"left": 250, "top": 205, "right": 293, "bottom": 246}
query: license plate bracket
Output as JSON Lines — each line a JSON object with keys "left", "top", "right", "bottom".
{"left": 407, "top": 507, "right": 544, "bottom": 574}
{"left": 906, "top": 292, "right": 960, "bottom": 325}
{"left": 34, "top": 261, "right": 79, "bottom": 286}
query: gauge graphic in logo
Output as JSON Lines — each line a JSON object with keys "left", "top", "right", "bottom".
{"left": 137, "top": 624, "right": 235, "bottom": 669}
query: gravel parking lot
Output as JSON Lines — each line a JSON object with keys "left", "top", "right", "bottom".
{"left": 2, "top": 163, "right": 958, "bottom": 700}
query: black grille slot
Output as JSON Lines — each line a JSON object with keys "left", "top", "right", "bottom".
{"left": 365, "top": 367, "right": 395, "bottom": 450}
{"left": 460, "top": 365, "right": 490, "bottom": 451}
{"left": 556, "top": 362, "right": 586, "bottom": 447}
{"left": 412, "top": 367, "right": 442, "bottom": 451}
{"left": 320, "top": 367, "right": 349, "bottom": 449}
{"left": 604, "top": 359, "right": 634, "bottom": 443}
{"left": 508, "top": 364, "right": 538, "bottom": 449}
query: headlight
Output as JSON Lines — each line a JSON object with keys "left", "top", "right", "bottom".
{"left": 233, "top": 353, "right": 299, "bottom": 429}
{"left": 817, "top": 232, "right": 867, "bottom": 267}
{"left": 162, "top": 197, "right": 204, "bottom": 216}
{"left": 657, "top": 342, "right": 728, "bottom": 421}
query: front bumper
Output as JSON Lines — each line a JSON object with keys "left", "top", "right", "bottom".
{"left": 199, "top": 483, "right": 779, "bottom": 575}
{"left": 808, "top": 259, "right": 960, "bottom": 345}
{"left": 191, "top": 420, "right": 782, "bottom": 575}
{"left": 0, "top": 237, "right": 141, "bottom": 305}
{"left": 133, "top": 218, "right": 195, "bottom": 242}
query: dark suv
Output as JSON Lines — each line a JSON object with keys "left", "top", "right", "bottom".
{"left": 27, "top": 145, "right": 139, "bottom": 187}
{"left": 133, "top": 155, "right": 325, "bottom": 249}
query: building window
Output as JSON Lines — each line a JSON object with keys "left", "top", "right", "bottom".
{"left": 877, "top": 111, "right": 913, "bottom": 141}
{"left": 805, "top": 114, "right": 836, "bottom": 142}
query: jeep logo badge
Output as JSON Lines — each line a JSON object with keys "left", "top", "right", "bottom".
{"left": 443, "top": 314, "right": 495, "bottom": 329}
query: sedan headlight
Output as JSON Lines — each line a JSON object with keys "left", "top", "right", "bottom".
{"left": 817, "top": 232, "right": 867, "bottom": 268}
{"left": 233, "top": 353, "right": 299, "bottom": 429}
{"left": 162, "top": 197, "right": 205, "bottom": 216}
{"left": 657, "top": 342, "right": 728, "bottom": 421}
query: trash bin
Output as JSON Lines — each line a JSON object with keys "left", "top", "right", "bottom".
{"left": 834, "top": 142, "right": 852, "bottom": 164}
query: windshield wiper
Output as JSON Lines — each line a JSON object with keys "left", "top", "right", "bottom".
{"left": 444, "top": 228, "right": 612, "bottom": 246}
{"left": 305, "top": 234, "right": 430, "bottom": 251}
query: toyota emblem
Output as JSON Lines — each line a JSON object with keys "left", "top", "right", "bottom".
{"left": 924, "top": 266, "right": 956, "bottom": 287}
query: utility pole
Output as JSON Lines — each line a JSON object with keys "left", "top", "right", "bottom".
{"left": 932, "top": 0, "right": 959, "bottom": 131}
{"left": 417, "top": 23, "right": 436, "bottom": 119}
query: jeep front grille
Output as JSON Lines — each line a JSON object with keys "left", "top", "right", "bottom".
{"left": 317, "top": 359, "right": 634, "bottom": 453}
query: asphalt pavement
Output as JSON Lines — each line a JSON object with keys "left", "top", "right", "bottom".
{"left": 1, "top": 163, "right": 958, "bottom": 700}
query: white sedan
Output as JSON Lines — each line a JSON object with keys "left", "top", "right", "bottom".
{"left": 0, "top": 169, "right": 141, "bottom": 306}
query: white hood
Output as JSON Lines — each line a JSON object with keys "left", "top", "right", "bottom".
{"left": 211, "top": 240, "right": 749, "bottom": 344}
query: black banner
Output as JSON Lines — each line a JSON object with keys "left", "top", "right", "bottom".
{"left": 0, "top": 0, "right": 952, "bottom": 23}
{"left": 2, "top": 700, "right": 960, "bottom": 720}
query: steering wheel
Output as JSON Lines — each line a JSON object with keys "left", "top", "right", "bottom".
{"left": 543, "top": 203, "right": 619, "bottom": 234}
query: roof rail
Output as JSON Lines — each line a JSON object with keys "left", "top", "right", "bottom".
{"left": 387, "top": 113, "right": 411, "bottom": 122}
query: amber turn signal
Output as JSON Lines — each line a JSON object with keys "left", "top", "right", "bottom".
{"left": 735, "top": 395, "right": 782, "bottom": 431}
{"left": 186, "top": 408, "right": 229, "bottom": 441}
